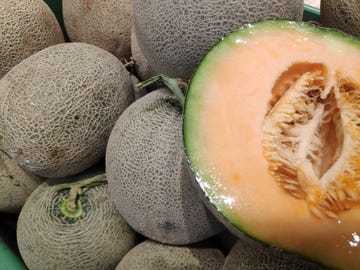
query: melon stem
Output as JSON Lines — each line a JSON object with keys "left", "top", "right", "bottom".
{"left": 137, "top": 74, "right": 187, "bottom": 106}
{"left": 56, "top": 173, "right": 107, "bottom": 218}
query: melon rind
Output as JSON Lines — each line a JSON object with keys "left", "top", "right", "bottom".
{"left": 0, "top": 0, "right": 64, "bottom": 78}
{"left": 133, "top": 0, "right": 304, "bottom": 79}
{"left": 106, "top": 89, "right": 223, "bottom": 245}
{"left": 115, "top": 239, "right": 225, "bottom": 270}
{"left": 17, "top": 171, "right": 137, "bottom": 270}
{"left": 183, "top": 19, "right": 360, "bottom": 269}
{"left": 0, "top": 42, "right": 134, "bottom": 178}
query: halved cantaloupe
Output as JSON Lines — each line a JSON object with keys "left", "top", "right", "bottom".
{"left": 184, "top": 19, "right": 360, "bottom": 269}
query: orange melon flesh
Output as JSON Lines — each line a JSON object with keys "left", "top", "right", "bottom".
{"left": 184, "top": 20, "right": 360, "bottom": 269}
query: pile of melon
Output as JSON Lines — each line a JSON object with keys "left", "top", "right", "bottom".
{"left": 2, "top": 0, "right": 360, "bottom": 269}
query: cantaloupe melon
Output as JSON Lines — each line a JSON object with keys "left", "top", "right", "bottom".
{"left": 0, "top": 42, "right": 134, "bottom": 178}
{"left": 223, "top": 235, "right": 324, "bottom": 269}
{"left": 106, "top": 88, "right": 223, "bottom": 245}
{"left": 184, "top": 19, "right": 360, "bottom": 269}
{"left": 133, "top": 0, "right": 304, "bottom": 79}
{"left": 0, "top": 150, "right": 43, "bottom": 213}
{"left": 17, "top": 170, "right": 137, "bottom": 270}
{"left": 0, "top": 0, "right": 64, "bottom": 78}
{"left": 63, "top": 0, "right": 132, "bottom": 60}
{"left": 115, "top": 239, "right": 225, "bottom": 270}
{"left": 321, "top": 0, "right": 360, "bottom": 37}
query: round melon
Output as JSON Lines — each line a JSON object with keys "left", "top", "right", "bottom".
{"left": 184, "top": 19, "right": 360, "bottom": 269}
{"left": 133, "top": 0, "right": 304, "bottom": 79}
{"left": 320, "top": 0, "right": 360, "bottom": 37}
{"left": 17, "top": 171, "right": 137, "bottom": 270}
{"left": 115, "top": 239, "right": 225, "bottom": 270}
{"left": 0, "top": 150, "right": 43, "bottom": 213}
{"left": 0, "top": 0, "right": 64, "bottom": 78}
{"left": 106, "top": 88, "right": 223, "bottom": 245}
{"left": 0, "top": 42, "right": 134, "bottom": 178}
{"left": 63, "top": 0, "right": 132, "bottom": 60}
{"left": 223, "top": 235, "right": 324, "bottom": 270}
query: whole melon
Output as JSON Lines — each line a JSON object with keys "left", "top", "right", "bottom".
{"left": 17, "top": 171, "right": 138, "bottom": 270}
{"left": 222, "top": 234, "right": 324, "bottom": 270}
{"left": 63, "top": 0, "right": 132, "bottom": 60}
{"left": 115, "top": 239, "right": 225, "bottom": 270}
{"left": 0, "top": 0, "right": 64, "bottom": 78}
{"left": 106, "top": 89, "right": 224, "bottom": 245}
{"left": 133, "top": 0, "right": 304, "bottom": 79}
{"left": 0, "top": 150, "right": 43, "bottom": 213}
{"left": 0, "top": 42, "right": 134, "bottom": 178}
{"left": 320, "top": 0, "right": 360, "bottom": 37}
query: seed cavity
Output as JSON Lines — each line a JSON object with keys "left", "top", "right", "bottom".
{"left": 262, "top": 62, "right": 360, "bottom": 219}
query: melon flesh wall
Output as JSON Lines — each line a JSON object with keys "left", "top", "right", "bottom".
{"left": 184, "top": 20, "right": 360, "bottom": 269}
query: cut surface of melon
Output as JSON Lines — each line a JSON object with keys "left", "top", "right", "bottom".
{"left": 184, "top": 20, "right": 360, "bottom": 269}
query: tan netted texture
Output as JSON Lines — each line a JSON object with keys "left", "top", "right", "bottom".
{"left": 133, "top": 0, "right": 304, "bottom": 79}
{"left": 321, "top": 0, "right": 360, "bottom": 37}
{"left": 0, "top": 150, "right": 43, "bottom": 213}
{"left": 116, "top": 239, "right": 225, "bottom": 270}
{"left": 222, "top": 235, "right": 325, "bottom": 269}
{"left": 130, "top": 26, "right": 156, "bottom": 81}
{"left": 0, "top": 42, "right": 134, "bottom": 178}
{"left": 63, "top": 0, "right": 132, "bottom": 60}
{"left": 17, "top": 173, "right": 137, "bottom": 270}
{"left": 0, "top": 0, "right": 64, "bottom": 78}
{"left": 106, "top": 89, "right": 224, "bottom": 245}
{"left": 262, "top": 63, "right": 360, "bottom": 219}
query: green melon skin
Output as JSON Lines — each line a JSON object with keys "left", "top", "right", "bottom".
{"left": 321, "top": 0, "right": 360, "bottom": 37}
{"left": 133, "top": 0, "right": 304, "bottom": 79}
{"left": 63, "top": 0, "right": 132, "bottom": 60}
{"left": 115, "top": 239, "right": 225, "bottom": 270}
{"left": 0, "top": 150, "right": 43, "bottom": 213}
{"left": 17, "top": 171, "right": 137, "bottom": 270}
{"left": 106, "top": 89, "right": 224, "bottom": 245}
{"left": 222, "top": 235, "right": 325, "bottom": 270}
{"left": 0, "top": 0, "right": 64, "bottom": 79}
{"left": 0, "top": 42, "right": 134, "bottom": 178}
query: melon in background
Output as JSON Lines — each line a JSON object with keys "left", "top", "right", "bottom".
{"left": 321, "top": 0, "right": 360, "bottom": 37}
{"left": 0, "top": 0, "right": 64, "bottom": 78}
{"left": 17, "top": 170, "right": 137, "bottom": 270}
{"left": 115, "top": 239, "right": 225, "bottom": 270}
{"left": 0, "top": 150, "right": 43, "bottom": 213}
{"left": 223, "top": 234, "right": 324, "bottom": 270}
{"left": 0, "top": 42, "right": 134, "bottom": 178}
{"left": 63, "top": 0, "right": 132, "bottom": 60}
{"left": 133, "top": 0, "right": 304, "bottom": 79}
{"left": 106, "top": 88, "right": 224, "bottom": 245}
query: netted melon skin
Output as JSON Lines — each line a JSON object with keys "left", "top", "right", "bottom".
{"left": 222, "top": 234, "right": 325, "bottom": 270}
{"left": 130, "top": 25, "right": 157, "bottom": 81}
{"left": 63, "top": 0, "right": 132, "bottom": 60}
{"left": 0, "top": 42, "right": 134, "bottom": 178}
{"left": 116, "top": 239, "right": 225, "bottom": 270}
{"left": 17, "top": 174, "right": 137, "bottom": 270}
{"left": 0, "top": 150, "right": 43, "bottom": 213}
{"left": 321, "top": 0, "right": 360, "bottom": 37}
{"left": 106, "top": 89, "right": 224, "bottom": 245}
{"left": 0, "top": 0, "right": 64, "bottom": 78}
{"left": 133, "top": 0, "right": 304, "bottom": 79}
